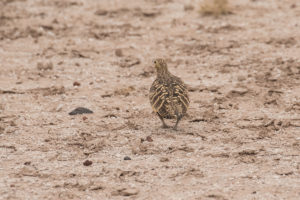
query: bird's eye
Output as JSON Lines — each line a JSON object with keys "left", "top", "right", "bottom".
{"left": 154, "top": 60, "right": 156, "bottom": 64}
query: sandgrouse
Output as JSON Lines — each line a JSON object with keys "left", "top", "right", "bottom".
{"left": 149, "top": 58, "right": 189, "bottom": 130}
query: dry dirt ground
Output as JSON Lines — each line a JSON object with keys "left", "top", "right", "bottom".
{"left": 1, "top": 0, "right": 300, "bottom": 199}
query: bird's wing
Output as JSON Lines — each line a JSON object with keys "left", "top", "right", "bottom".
{"left": 149, "top": 80, "right": 169, "bottom": 113}
{"left": 170, "top": 78, "right": 190, "bottom": 115}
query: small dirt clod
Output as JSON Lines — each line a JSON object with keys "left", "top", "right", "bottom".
{"left": 83, "top": 160, "right": 93, "bottom": 166}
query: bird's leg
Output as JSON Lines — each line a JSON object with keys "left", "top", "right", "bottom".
{"left": 157, "top": 113, "right": 169, "bottom": 128}
{"left": 173, "top": 115, "right": 182, "bottom": 130}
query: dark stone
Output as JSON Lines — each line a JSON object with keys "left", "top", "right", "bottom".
{"left": 83, "top": 160, "right": 93, "bottom": 166}
{"left": 69, "top": 107, "right": 93, "bottom": 115}
{"left": 124, "top": 156, "right": 131, "bottom": 160}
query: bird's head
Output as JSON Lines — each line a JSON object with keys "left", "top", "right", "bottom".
{"left": 153, "top": 58, "right": 168, "bottom": 75}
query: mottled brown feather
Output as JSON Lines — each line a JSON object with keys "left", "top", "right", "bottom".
{"left": 149, "top": 59, "right": 189, "bottom": 123}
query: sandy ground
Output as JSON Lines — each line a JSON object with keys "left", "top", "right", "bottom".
{"left": 1, "top": 0, "right": 300, "bottom": 199}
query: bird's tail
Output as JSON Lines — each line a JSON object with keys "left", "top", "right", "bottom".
{"left": 170, "top": 97, "right": 182, "bottom": 118}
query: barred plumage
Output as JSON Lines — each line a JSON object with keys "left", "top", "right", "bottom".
{"left": 149, "top": 58, "right": 189, "bottom": 130}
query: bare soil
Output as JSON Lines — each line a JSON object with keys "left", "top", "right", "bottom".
{"left": 1, "top": 0, "right": 300, "bottom": 199}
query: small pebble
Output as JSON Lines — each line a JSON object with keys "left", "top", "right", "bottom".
{"left": 83, "top": 160, "right": 93, "bottom": 166}
{"left": 146, "top": 136, "right": 153, "bottom": 142}
{"left": 115, "top": 49, "right": 123, "bottom": 57}
{"left": 160, "top": 157, "right": 169, "bottom": 162}
{"left": 73, "top": 81, "right": 81, "bottom": 86}
{"left": 124, "top": 156, "right": 131, "bottom": 160}
{"left": 24, "top": 161, "right": 31, "bottom": 165}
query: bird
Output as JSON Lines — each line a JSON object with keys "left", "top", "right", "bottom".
{"left": 149, "top": 58, "right": 189, "bottom": 130}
